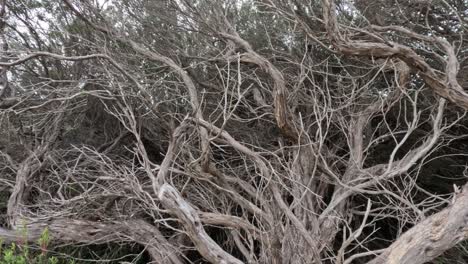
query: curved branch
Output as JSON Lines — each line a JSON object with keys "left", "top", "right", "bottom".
{"left": 219, "top": 31, "right": 299, "bottom": 141}
{"left": 321, "top": 0, "right": 468, "bottom": 110}
{"left": 368, "top": 183, "right": 468, "bottom": 264}
{"left": 0, "top": 219, "right": 184, "bottom": 264}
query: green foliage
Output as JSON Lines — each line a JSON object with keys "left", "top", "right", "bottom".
{"left": 0, "top": 228, "right": 73, "bottom": 264}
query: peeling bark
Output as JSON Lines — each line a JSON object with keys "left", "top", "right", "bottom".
{"left": 368, "top": 184, "right": 468, "bottom": 264}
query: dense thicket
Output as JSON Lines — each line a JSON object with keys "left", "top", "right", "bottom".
{"left": 0, "top": 0, "right": 467, "bottom": 263}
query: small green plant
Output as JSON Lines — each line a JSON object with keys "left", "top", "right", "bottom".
{"left": 0, "top": 242, "right": 27, "bottom": 264}
{"left": 0, "top": 228, "right": 73, "bottom": 264}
